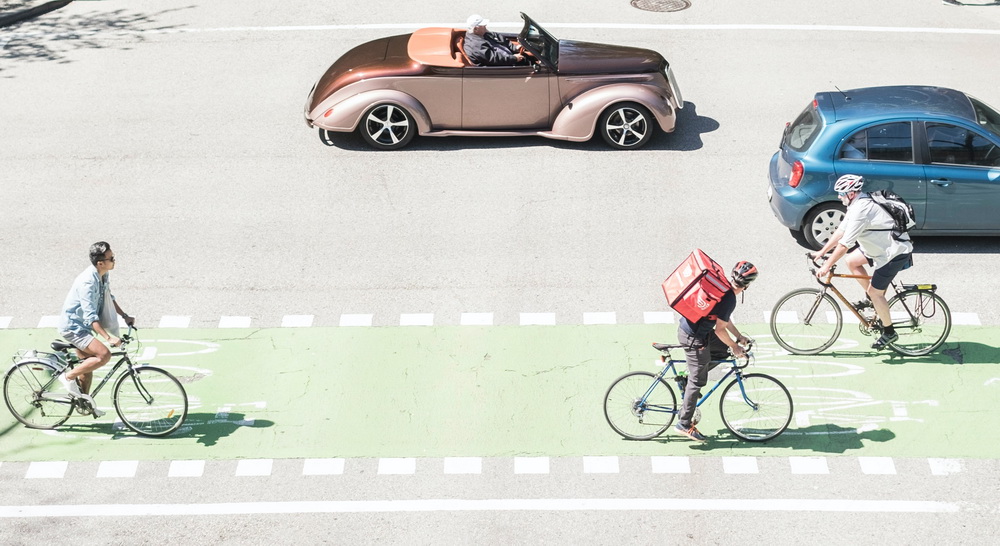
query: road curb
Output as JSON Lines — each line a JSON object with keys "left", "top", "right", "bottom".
{"left": 0, "top": 0, "right": 72, "bottom": 28}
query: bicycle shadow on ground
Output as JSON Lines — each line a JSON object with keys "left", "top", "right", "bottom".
{"left": 825, "top": 341, "right": 999, "bottom": 365}
{"left": 46, "top": 412, "right": 275, "bottom": 447}
{"left": 653, "top": 424, "right": 895, "bottom": 454}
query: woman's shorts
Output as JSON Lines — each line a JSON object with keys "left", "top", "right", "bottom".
{"left": 62, "top": 330, "right": 95, "bottom": 351}
{"left": 871, "top": 253, "right": 913, "bottom": 290}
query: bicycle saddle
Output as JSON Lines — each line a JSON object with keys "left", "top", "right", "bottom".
{"left": 652, "top": 343, "right": 684, "bottom": 351}
{"left": 50, "top": 340, "right": 74, "bottom": 351}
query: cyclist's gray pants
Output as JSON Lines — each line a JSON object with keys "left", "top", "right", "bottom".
{"left": 677, "top": 328, "right": 727, "bottom": 429}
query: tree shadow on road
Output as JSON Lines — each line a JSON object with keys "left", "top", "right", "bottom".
{"left": 1, "top": 5, "right": 190, "bottom": 76}
{"left": 665, "top": 424, "right": 896, "bottom": 454}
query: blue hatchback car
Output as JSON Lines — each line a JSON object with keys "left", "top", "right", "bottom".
{"left": 768, "top": 86, "right": 1000, "bottom": 249}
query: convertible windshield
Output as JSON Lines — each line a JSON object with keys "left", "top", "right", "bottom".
{"left": 969, "top": 96, "right": 1000, "bottom": 138}
{"left": 518, "top": 13, "right": 558, "bottom": 68}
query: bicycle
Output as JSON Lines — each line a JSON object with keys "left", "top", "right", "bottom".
{"left": 603, "top": 340, "right": 793, "bottom": 442}
{"left": 769, "top": 254, "right": 951, "bottom": 356}
{"left": 3, "top": 326, "right": 188, "bottom": 436}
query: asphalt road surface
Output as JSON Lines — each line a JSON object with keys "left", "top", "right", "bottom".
{"left": 2, "top": 0, "right": 1000, "bottom": 543}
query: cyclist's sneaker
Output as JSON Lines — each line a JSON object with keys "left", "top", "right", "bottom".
{"left": 871, "top": 331, "right": 899, "bottom": 351}
{"left": 57, "top": 374, "right": 83, "bottom": 397}
{"left": 853, "top": 299, "right": 874, "bottom": 311}
{"left": 674, "top": 423, "right": 707, "bottom": 442}
{"left": 77, "top": 394, "right": 105, "bottom": 418}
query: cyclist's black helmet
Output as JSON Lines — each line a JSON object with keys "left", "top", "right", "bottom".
{"left": 732, "top": 261, "right": 759, "bottom": 289}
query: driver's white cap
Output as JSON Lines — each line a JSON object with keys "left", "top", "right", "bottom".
{"left": 466, "top": 14, "right": 488, "bottom": 31}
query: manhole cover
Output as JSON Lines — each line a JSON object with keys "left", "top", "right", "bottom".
{"left": 631, "top": 0, "right": 692, "bottom": 12}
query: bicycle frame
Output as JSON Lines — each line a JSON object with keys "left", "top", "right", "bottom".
{"left": 807, "top": 256, "right": 920, "bottom": 330}
{"left": 639, "top": 355, "right": 756, "bottom": 415}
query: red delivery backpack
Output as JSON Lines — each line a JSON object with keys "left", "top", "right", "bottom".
{"left": 662, "top": 249, "right": 732, "bottom": 322}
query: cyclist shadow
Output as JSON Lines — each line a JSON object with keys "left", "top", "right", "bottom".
{"left": 660, "top": 424, "right": 895, "bottom": 454}
{"left": 54, "top": 412, "right": 275, "bottom": 446}
{"left": 826, "top": 341, "right": 1000, "bottom": 365}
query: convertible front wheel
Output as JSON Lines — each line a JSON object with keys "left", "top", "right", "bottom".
{"left": 358, "top": 103, "right": 416, "bottom": 150}
{"left": 598, "top": 102, "right": 654, "bottom": 150}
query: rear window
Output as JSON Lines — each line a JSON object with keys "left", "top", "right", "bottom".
{"left": 786, "top": 104, "right": 822, "bottom": 152}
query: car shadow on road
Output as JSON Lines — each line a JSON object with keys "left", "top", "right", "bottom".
{"left": 0, "top": 5, "right": 188, "bottom": 76}
{"left": 317, "top": 100, "right": 719, "bottom": 153}
{"left": 655, "top": 424, "right": 895, "bottom": 454}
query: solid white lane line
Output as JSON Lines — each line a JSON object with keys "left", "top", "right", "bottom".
{"left": 460, "top": 312, "right": 494, "bottom": 326}
{"left": 96, "top": 461, "right": 139, "bottom": 479}
{"left": 302, "top": 458, "right": 345, "bottom": 476}
{"left": 0, "top": 498, "right": 962, "bottom": 517}
{"left": 218, "top": 316, "right": 252, "bottom": 328}
{"left": 514, "top": 457, "right": 550, "bottom": 474}
{"left": 859, "top": 457, "right": 897, "bottom": 475}
{"left": 158, "top": 315, "right": 191, "bottom": 328}
{"left": 339, "top": 314, "right": 373, "bottom": 327}
{"left": 281, "top": 315, "right": 314, "bottom": 327}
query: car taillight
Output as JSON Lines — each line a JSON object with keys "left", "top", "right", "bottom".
{"left": 789, "top": 161, "right": 804, "bottom": 188}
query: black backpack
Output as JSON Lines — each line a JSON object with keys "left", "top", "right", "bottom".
{"left": 867, "top": 190, "right": 916, "bottom": 240}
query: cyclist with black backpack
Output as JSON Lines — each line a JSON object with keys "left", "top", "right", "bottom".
{"left": 812, "top": 174, "right": 914, "bottom": 350}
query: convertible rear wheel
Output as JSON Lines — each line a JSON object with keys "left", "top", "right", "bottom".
{"left": 598, "top": 102, "right": 654, "bottom": 150}
{"left": 359, "top": 103, "right": 415, "bottom": 150}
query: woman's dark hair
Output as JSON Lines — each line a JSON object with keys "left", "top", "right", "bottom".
{"left": 89, "top": 241, "right": 111, "bottom": 265}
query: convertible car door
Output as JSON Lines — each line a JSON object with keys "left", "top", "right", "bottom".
{"left": 921, "top": 122, "right": 1000, "bottom": 231}
{"left": 462, "top": 65, "right": 551, "bottom": 130}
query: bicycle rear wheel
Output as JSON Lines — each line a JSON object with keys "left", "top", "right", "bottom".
{"left": 770, "top": 288, "right": 843, "bottom": 355}
{"left": 3, "top": 360, "right": 73, "bottom": 429}
{"left": 603, "top": 371, "right": 676, "bottom": 440}
{"left": 113, "top": 366, "right": 188, "bottom": 437}
{"left": 887, "top": 290, "right": 951, "bottom": 357}
{"left": 719, "top": 373, "right": 792, "bottom": 442}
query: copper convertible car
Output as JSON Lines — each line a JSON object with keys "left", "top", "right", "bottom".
{"left": 304, "top": 13, "right": 683, "bottom": 150}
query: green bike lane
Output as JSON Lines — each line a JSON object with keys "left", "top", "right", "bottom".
{"left": 2, "top": 324, "right": 999, "bottom": 462}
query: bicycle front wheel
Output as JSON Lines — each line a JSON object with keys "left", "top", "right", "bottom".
{"left": 770, "top": 288, "right": 843, "bottom": 355}
{"left": 719, "top": 373, "right": 793, "bottom": 442}
{"left": 113, "top": 366, "right": 188, "bottom": 437}
{"left": 603, "top": 371, "right": 677, "bottom": 440}
{"left": 3, "top": 360, "right": 73, "bottom": 429}
{"left": 887, "top": 290, "right": 952, "bottom": 357}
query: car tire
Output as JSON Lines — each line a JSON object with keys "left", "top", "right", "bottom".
{"left": 358, "top": 103, "right": 416, "bottom": 150}
{"left": 597, "top": 102, "right": 654, "bottom": 150}
{"left": 802, "top": 202, "right": 846, "bottom": 250}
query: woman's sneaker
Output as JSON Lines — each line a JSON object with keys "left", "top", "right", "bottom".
{"left": 674, "top": 423, "right": 707, "bottom": 442}
{"left": 57, "top": 374, "right": 83, "bottom": 397}
{"left": 872, "top": 331, "right": 899, "bottom": 350}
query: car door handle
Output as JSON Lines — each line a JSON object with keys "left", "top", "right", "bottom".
{"left": 930, "top": 179, "right": 952, "bottom": 187}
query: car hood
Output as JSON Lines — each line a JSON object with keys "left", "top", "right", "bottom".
{"left": 556, "top": 40, "right": 666, "bottom": 75}
{"left": 307, "top": 34, "right": 421, "bottom": 115}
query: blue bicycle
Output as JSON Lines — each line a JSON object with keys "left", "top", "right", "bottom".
{"left": 603, "top": 340, "right": 793, "bottom": 442}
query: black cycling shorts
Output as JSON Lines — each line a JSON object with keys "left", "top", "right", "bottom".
{"left": 870, "top": 253, "right": 913, "bottom": 290}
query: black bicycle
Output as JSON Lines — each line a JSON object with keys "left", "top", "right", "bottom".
{"left": 3, "top": 326, "right": 188, "bottom": 436}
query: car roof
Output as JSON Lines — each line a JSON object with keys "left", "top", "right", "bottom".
{"left": 820, "top": 86, "right": 976, "bottom": 123}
